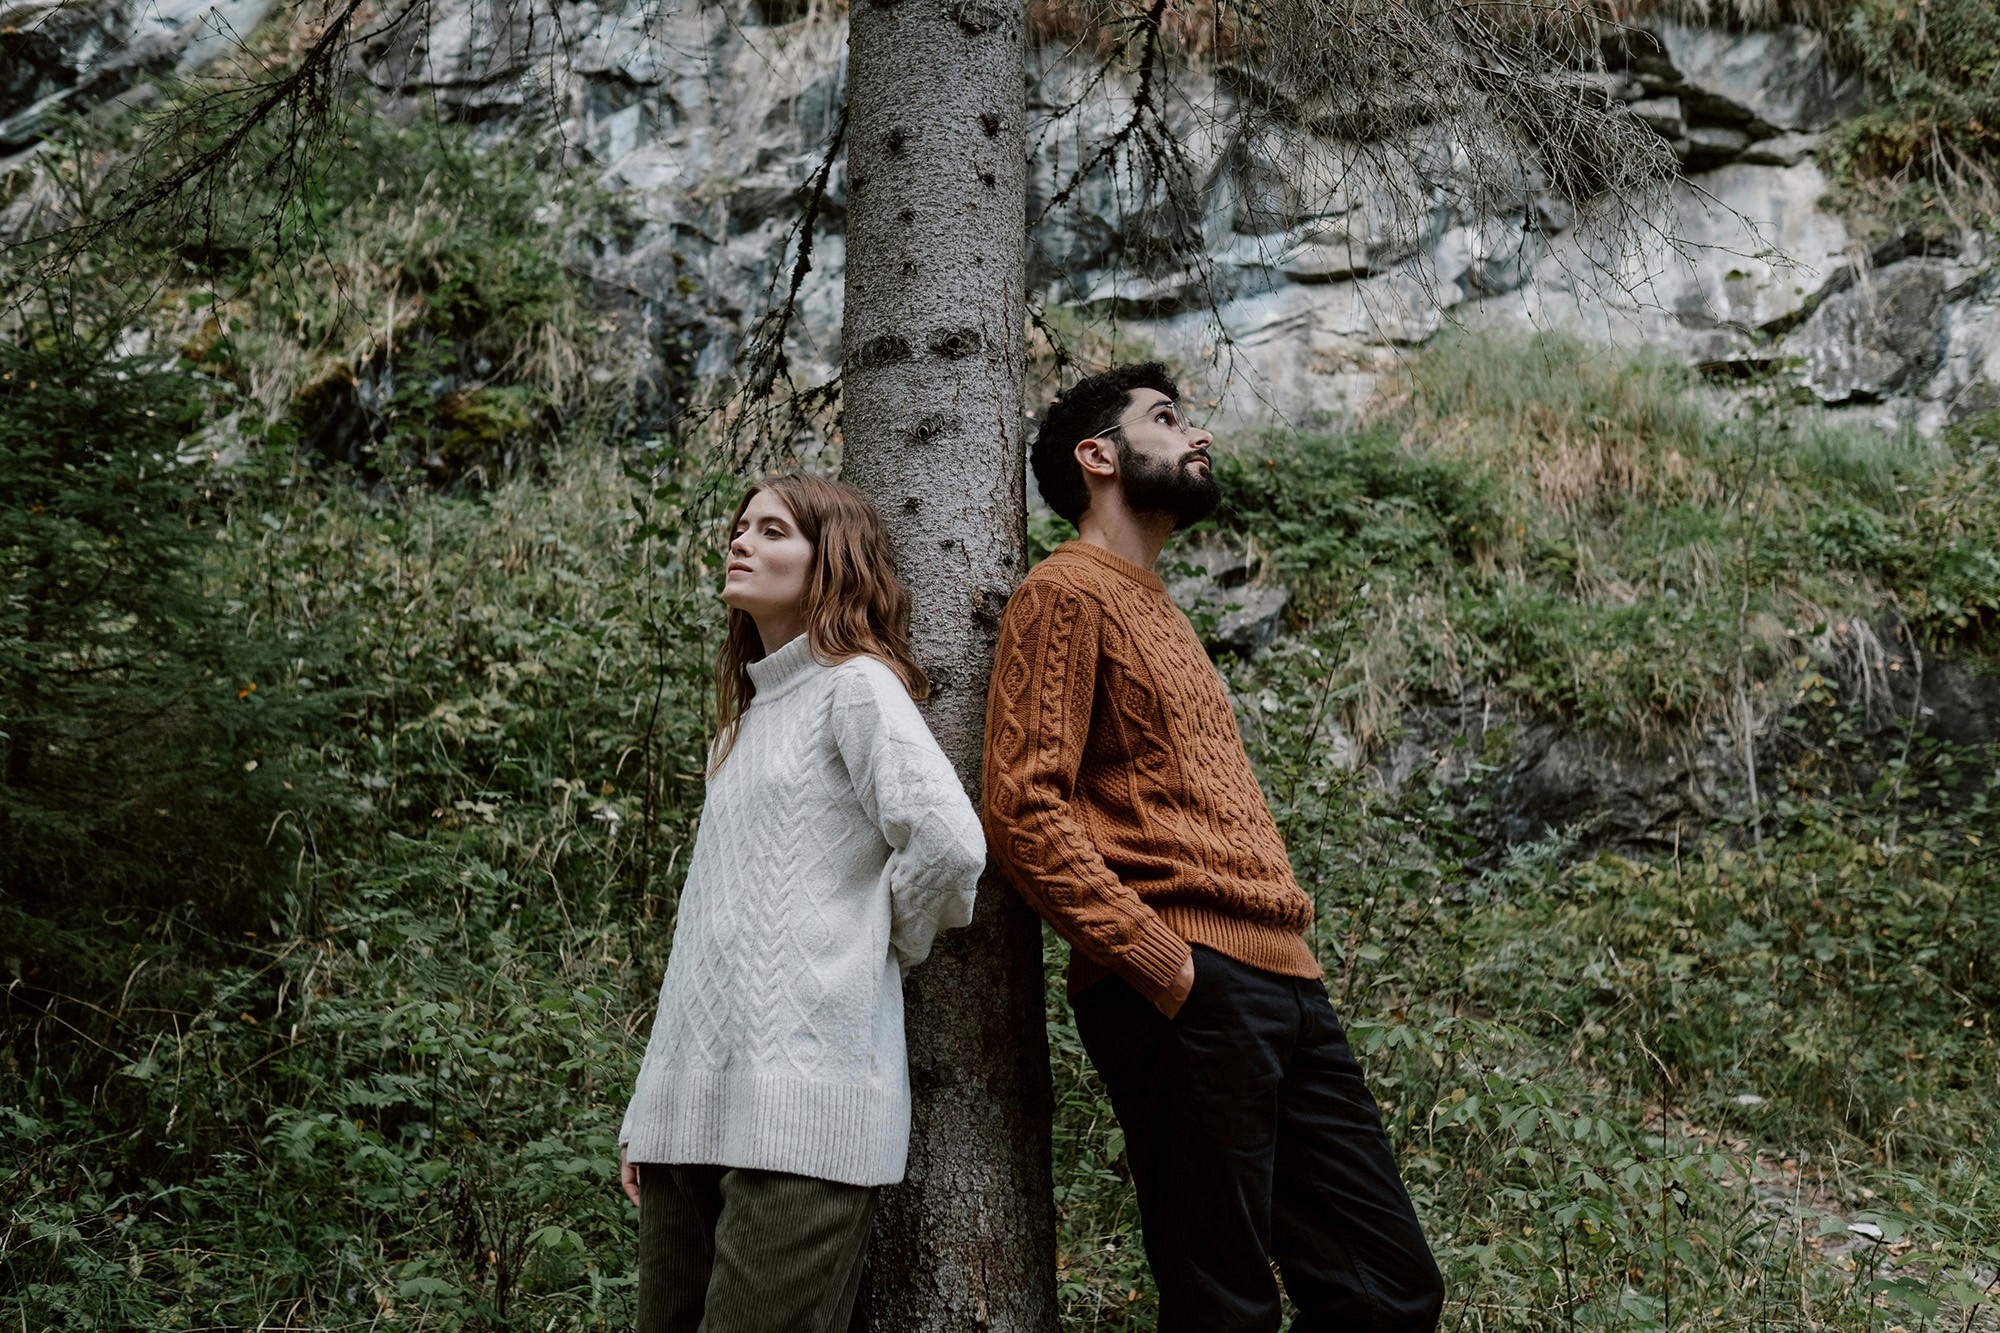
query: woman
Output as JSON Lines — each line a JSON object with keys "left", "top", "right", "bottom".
{"left": 617, "top": 474, "right": 985, "bottom": 1333}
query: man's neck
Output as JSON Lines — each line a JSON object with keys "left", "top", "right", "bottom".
{"left": 1075, "top": 500, "right": 1176, "bottom": 573}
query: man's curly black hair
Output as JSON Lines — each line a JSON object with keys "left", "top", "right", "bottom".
{"left": 1031, "top": 361, "right": 1181, "bottom": 524}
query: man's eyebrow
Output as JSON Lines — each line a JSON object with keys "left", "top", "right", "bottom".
{"left": 1139, "top": 396, "right": 1176, "bottom": 414}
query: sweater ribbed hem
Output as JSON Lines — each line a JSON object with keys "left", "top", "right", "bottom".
{"left": 622, "top": 1065, "right": 908, "bottom": 1187}
{"left": 1069, "top": 905, "right": 1320, "bottom": 996}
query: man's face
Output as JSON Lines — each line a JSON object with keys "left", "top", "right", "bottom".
{"left": 1108, "top": 389, "right": 1218, "bottom": 530}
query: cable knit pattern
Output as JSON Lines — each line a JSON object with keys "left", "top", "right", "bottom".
{"left": 619, "top": 635, "right": 985, "bottom": 1186}
{"left": 982, "top": 541, "right": 1319, "bottom": 1002}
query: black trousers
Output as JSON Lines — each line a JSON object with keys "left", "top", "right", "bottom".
{"left": 1073, "top": 945, "right": 1445, "bottom": 1333}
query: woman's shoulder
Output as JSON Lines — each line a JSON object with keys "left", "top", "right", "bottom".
{"left": 824, "top": 652, "right": 924, "bottom": 716}
{"left": 826, "top": 652, "right": 914, "bottom": 701}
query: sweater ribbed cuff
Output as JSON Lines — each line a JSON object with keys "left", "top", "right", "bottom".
{"left": 1117, "top": 916, "right": 1195, "bottom": 1003}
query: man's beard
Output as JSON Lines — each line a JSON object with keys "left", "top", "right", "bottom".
{"left": 1118, "top": 440, "right": 1220, "bottom": 530}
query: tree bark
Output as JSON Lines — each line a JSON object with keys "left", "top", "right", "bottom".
{"left": 840, "top": 0, "right": 1056, "bottom": 1327}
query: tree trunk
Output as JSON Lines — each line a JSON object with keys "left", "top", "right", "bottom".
{"left": 839, "top": 0, "right": 1056, "bottom": 1328}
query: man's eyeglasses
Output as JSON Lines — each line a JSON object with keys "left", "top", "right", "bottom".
{"left": 1102, "top": 400, "right": 1199, "bottom": 439}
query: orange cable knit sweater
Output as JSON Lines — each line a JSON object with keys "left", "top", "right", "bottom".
{"left": 982, "top": 540, "right": 1320, "bottom": 1001}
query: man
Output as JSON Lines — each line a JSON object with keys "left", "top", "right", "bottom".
{"left": 982, "top": 363, "right": 1445, "bottom": 1332}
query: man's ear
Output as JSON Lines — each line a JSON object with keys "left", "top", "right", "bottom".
{"left": 1073, "top": 434, "right": 1118, "bottom": 483}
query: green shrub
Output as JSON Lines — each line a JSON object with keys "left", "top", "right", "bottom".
{"left": 0, "top": 333, "right": 322, "bottom": 935}
{"left": 1821, "top": 0, "right": 2000, "bottom": 235}
{"left": 1216, "top": 423, "right": 1505, "bottom": 599}
{"left": 31, "top": 90, "right": 602, "bottom": 482}
{"left": 1, "top": 442, "right": 733, "bottom": 1331}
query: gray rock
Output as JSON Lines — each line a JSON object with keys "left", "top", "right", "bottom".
{"left": 1656, "top": 20, "right": 1864, "bottom": 133}
{"left": 1375, "top": 623, "right": 2000, "bottom": 851}
{"left": 1808, "top": 618, "right": 2000, "bottom": 746}
{"left": 1529, "top": 193, "right": 1575, "bottom": 235}
{"left": 1458, "top": 159, "right": 1857, "bottom": 356}
{"left": 1276, "top": 195, "right": 1434, "bottom": 283}
{"left": 1740, "top": 132, "right": 1822, "bottom": 166}
{"left": 14, "top": 0, "right": 1989, "bottom": 443}
{"left": 1915, "top": 282, "right": 2000, "bottom": 423}
{"left": 0, "top": 0, "right": 276, "bottom": 147}
{"left": 1229, "top": 130, "right": 1301, "bottom": 237}
{"left": 1167, "top": 542, "right": 1291, "bottom": 656}
{"left": 1683, "top": 125, "right": 1750, "bottom": 169}
{"left": 1788, "top": 261, "right": 1952, "bottom": 403}
{"left": 1279, "top": 237, "right": 1375, "bottom": 284}
{"left": 1627, "top": 95, "right": 1686, "bottom": 139}
{"left": 1437, "top": 217, "right": 1535, "bottom": 297}
{"left": 1378, "top": 689, "right": 1755, "bottom": 848}
{"left": 1076, "top": 266, "right": 1228, "bottom": 318}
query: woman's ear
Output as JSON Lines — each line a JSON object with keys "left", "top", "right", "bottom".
{"left": 1073, "top": 434, "right": 1118, "bottom": 482}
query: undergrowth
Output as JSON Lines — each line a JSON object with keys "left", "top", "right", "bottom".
{"left": 4, "top": 329, "right": 1997, "bottom": 1331}
{"left": 1819, "top": 0, "right": 2000, "bottom": 240}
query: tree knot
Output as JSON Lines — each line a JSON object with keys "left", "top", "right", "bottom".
{"left": 926, "top": 327, "right": 982, "bottom": 359}
{"left": 947, "top": 0, "right": 1005, "bottom": 34}
{"left": 906, "top": 412, "right": 957, "bottom": 447}
{"left": 853, "top": 334, "right": 914, "bottom": 369}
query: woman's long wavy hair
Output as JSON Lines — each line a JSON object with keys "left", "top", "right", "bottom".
{"left": 711, "top": 474, "right": 930, "bottom": 773}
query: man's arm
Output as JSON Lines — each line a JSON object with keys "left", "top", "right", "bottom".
{"left": 982, "top": 579, "right": 1193, "bottom": 1009}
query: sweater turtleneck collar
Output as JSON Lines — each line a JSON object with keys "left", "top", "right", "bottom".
{"left": 1056, "top": 539, "right": 1166, "bottom": 592}
{"left": 746, "top": 631, "right": 820, "bottom": 699}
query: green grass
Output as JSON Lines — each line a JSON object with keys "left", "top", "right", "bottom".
{"left": 1208, "top": 334, "right": 1999, "bottom": 744}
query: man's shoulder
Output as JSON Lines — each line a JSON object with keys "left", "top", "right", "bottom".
{"left": 1012, "top": 546, "right": 1121, "bottom": 609}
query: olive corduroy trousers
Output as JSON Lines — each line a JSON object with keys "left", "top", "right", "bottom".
{"left": 635, "top": 1162, "right": 875, "bottom": 1333}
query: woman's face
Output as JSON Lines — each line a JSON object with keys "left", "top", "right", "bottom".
{"left": 723, "top": 489, "right": 813, "bottom": 638}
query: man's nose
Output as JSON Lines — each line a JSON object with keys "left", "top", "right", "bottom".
{"left": 1191, "top": 426, "right": 1214, "bottom": 449}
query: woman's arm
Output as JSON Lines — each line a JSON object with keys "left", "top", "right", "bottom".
{"left": 831, "top": 661, "right": 985, "bottom": 971}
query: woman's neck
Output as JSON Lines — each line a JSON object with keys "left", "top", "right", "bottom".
{"left": 753, "top": 612, "right": 808, "bottom": 657}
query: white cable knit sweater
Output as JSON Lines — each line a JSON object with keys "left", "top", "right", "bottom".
{"left": 619, "top": 634, "right": 986, "bottom": 1186}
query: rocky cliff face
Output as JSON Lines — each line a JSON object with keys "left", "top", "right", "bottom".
{"left": 8, "top": 0, "right": 1994, "bottom": 436}
{"left": 1057, "top": 18, "right": 1997, "bottom": 434}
